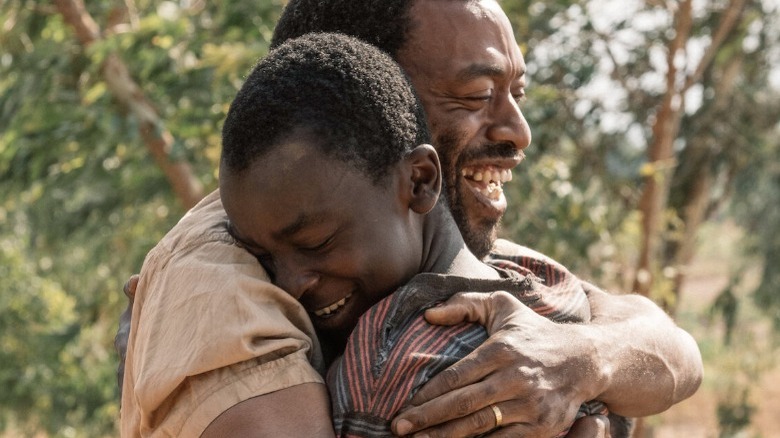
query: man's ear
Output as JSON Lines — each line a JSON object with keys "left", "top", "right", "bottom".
{"left": 403, "top": 144, "right": 441, "bottom": 215}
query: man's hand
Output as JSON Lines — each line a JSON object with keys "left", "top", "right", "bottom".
{"left": 391, "top": 291, "right": 606, "bottom": 438}
{"left": 115, "top": 274, "right": 139, "bottom": 395}
{"left": 567, "top": 415, "right": 611, "bottom": 438}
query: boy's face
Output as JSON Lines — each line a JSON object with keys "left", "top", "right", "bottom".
{"left": 397, "top": 0, "right": 531, "bottom": 257}
{"left": 222, "top": 136, "right": 423, "bottom": 337}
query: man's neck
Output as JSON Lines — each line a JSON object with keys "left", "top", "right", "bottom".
{"left": 419, "top": 204, "right": 500, "bottom": 280}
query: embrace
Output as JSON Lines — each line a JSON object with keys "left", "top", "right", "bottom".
{"left": 117, "top": 1, "right": 703, "bottom": 437}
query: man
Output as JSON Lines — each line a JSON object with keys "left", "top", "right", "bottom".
{"left": 119, "top": 0, "right": 703, "bottom": 436}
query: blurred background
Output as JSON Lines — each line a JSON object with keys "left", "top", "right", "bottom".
{"left": 0, "top": 0, "right": 778, "bottom": 436}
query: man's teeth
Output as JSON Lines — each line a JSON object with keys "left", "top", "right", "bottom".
{"left": 461, "top": 168, "right": 513, "bottom": 184}
{"left": 462, "top": 168, "right": 513, "bottom": 200}
{"left": 313, "top": 294, "right": 351, "bottom": 317}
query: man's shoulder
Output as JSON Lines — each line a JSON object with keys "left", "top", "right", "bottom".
{"left": 489, "top": 238, "right": 578, "bottom": 286}
{"left": 490, "top": 239, "right": 591, "bottom": 322}
{"left": 154, "top": 189, "right": 236, "bottom": 254}
{"left": 490, "top": 238, "right": 557, "bottom": 264}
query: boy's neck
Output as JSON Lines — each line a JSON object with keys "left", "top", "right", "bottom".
{"left": 419, "top": 204, "right": 500, "bottom": 280}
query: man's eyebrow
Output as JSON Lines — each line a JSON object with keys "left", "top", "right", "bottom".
{"left": 455, "top": 63, "right": 526, "bottom": 83}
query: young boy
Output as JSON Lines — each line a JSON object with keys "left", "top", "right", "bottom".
{"left": 220, "top": 33, "right": 608, "bottom": 437}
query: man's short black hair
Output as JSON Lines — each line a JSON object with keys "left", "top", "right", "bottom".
{"left": 221, "top": 33, "right": 430, "bottom": 182}
{"left": 270, "top": 0, "right": 416, "bottom": 56}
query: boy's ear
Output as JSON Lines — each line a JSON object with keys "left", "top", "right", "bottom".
{"left": 403, "top": 144, "right": 441, "bottom": 214}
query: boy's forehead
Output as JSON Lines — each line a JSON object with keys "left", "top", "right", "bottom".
{"left": 224, "top": 141, "right": 398, "bottom": 248}
{"left": 234, "top": 140, "right": 378, "bottom": 212}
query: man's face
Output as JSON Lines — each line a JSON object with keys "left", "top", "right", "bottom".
{"left": 397, "top": 0, "right": 531, "bottom": 258}
{"left": 221, "top": 135, "right": 422, "bottom": 341}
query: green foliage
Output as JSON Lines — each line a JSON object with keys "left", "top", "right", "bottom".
{"left": 502, "top": 0, "right": 780, "bottom": 293}
{"left": 0, "top": 0, "right": 282, "bottom": 434}
{"left": 710, "top": 281, "right": 739, "bottom": 346}
{"left": 717, "top": 388, "right": 755, "bottom": 438}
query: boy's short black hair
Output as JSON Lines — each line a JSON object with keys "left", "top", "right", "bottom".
{"left": 221, "top": 33, "right": 430, "bottom": 182}
{"left": 270, "top": 0, "right": 415, "bottom": 57}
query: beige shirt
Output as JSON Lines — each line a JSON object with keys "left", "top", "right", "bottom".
{"left": 121, "top": 189, "right": 325, "bottom": 437}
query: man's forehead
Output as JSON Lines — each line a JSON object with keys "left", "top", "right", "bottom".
{"left": 405, "top": 0, "right": 516, "bottom": 51}
{"left": 410, "top": 0, "right": 501, "bottom": 24}
{"left": 401, "top": 0, "right": 525, "bottom": 81}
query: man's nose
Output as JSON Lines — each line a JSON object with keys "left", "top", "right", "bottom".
{"left": 275, "top": 261, "right": 319, "bottom": 300}
{"left": 486, "top": 94, "right": 532, "bottom": 151}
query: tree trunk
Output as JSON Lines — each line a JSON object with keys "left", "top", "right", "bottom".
{"left": 633, "top": 0, "right": 692, "bottom": 297}
{"left": 664, "top": 55, "right": 743, "bottom": 312}
{"left": 633, "top": 0, "right": 748, "bottom": 299}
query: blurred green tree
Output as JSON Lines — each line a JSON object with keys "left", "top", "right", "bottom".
{"left": 0, "top": 0, "right": 281, "bottom": 434}
{"left": 501, "top": 0, "right": 779, "bottom": 314}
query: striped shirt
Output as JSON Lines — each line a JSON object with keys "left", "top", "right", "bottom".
{"left": 327, "top": 240, "right": 609, "bottom": 437}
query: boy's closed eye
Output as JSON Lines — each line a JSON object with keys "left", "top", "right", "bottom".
{"left": 297, "top": 234, "right": 336, "bottom": 253}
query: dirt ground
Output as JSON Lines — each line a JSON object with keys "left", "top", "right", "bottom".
{"left": 650, "top": 377, "right": 779, "bottom": 437}
{"left": 640, "top": 222, "right": 780, "bottom": 437}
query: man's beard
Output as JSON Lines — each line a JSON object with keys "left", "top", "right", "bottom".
{"left": 435, "top": 130, "right": 502, "bottom": 259}
{"left": 453, "top": 202, "right": 499, "bottom": 259}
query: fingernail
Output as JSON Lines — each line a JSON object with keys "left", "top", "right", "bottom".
{"left": 395, "top": 419, "right": 413, "bottom": 435}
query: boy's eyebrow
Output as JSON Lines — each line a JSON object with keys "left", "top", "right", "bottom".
{"left": 274, "top": 212, "right": 328, "bottom": 239}
{"left": 226, "top": 220, "right": 259, "bottom": 249}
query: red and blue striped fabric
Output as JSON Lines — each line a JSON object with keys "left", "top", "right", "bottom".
{"left": 327, "top": 251, "right": 608, "bottom": 437}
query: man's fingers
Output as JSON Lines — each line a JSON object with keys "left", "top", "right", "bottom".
{"left": 393, "top": 379, "right": 500, "bottom": 435}
{"left": 398, "top": 404, "right": 506, "bottom": 438}
{"left": 483, "top": 424, "right": 530, "bottom": 437}
{"left": 123, "top": 274, "right": 139, "bottom": 300}
{"left": 116, "top": 274, "right": 138, "bottom": 395}
{"left": 393, "top": 372, "right": 534, "bottom": 434}
{"left": 394, "top": 398, "right": 560, "bottom": 438}
{"left": 566, "top": 415, "right": 611, "bottom": 438}
{"left": 115, "top": 276, "right": 136, "bottom": 362}
{"left": 424, "top": 292, "right": 493, "bottom": 326}
{"left": 408, "top": 343, "right": 502, "bottom": 405}
{"left": 425, "top": 290, "right": 533, "bottom": 335}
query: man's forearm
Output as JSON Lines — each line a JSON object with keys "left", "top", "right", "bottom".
{"left": 581, "top": 282, "right": 703, "bottom": 417}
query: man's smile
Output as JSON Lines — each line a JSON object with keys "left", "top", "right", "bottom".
{"left": 457, "top": 151, "right": 524, "bottom": 217}
{"left": 461, "top": 166, "right": 513, "bottom": 201}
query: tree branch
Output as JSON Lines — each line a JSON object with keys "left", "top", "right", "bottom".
{"left": 682, "top": 0, "right": 749, "bottom": 92}
{"left": 53, "top": 0, "right": 204, "bottom": 210}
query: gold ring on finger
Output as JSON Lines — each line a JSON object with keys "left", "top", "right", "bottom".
{"left": 490, "top": 404, "right": 503, "bottom": 428}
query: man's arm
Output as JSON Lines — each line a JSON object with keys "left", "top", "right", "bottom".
{"left": 201, "top": 383, "right": 335, "bottom": 437}
{"left": 580, "top": 282, "right": 703, "bottom": 414}
{"left": 390, "top": 288, "right": 702, "bottom": 437}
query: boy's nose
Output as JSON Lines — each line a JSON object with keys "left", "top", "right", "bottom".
{"left": 276, "top": 263, "right": 319, "bottom": 300}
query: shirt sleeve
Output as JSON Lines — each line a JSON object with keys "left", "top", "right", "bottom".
{"left": 122, "top": 237, "right": 324, "bottom": 437}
